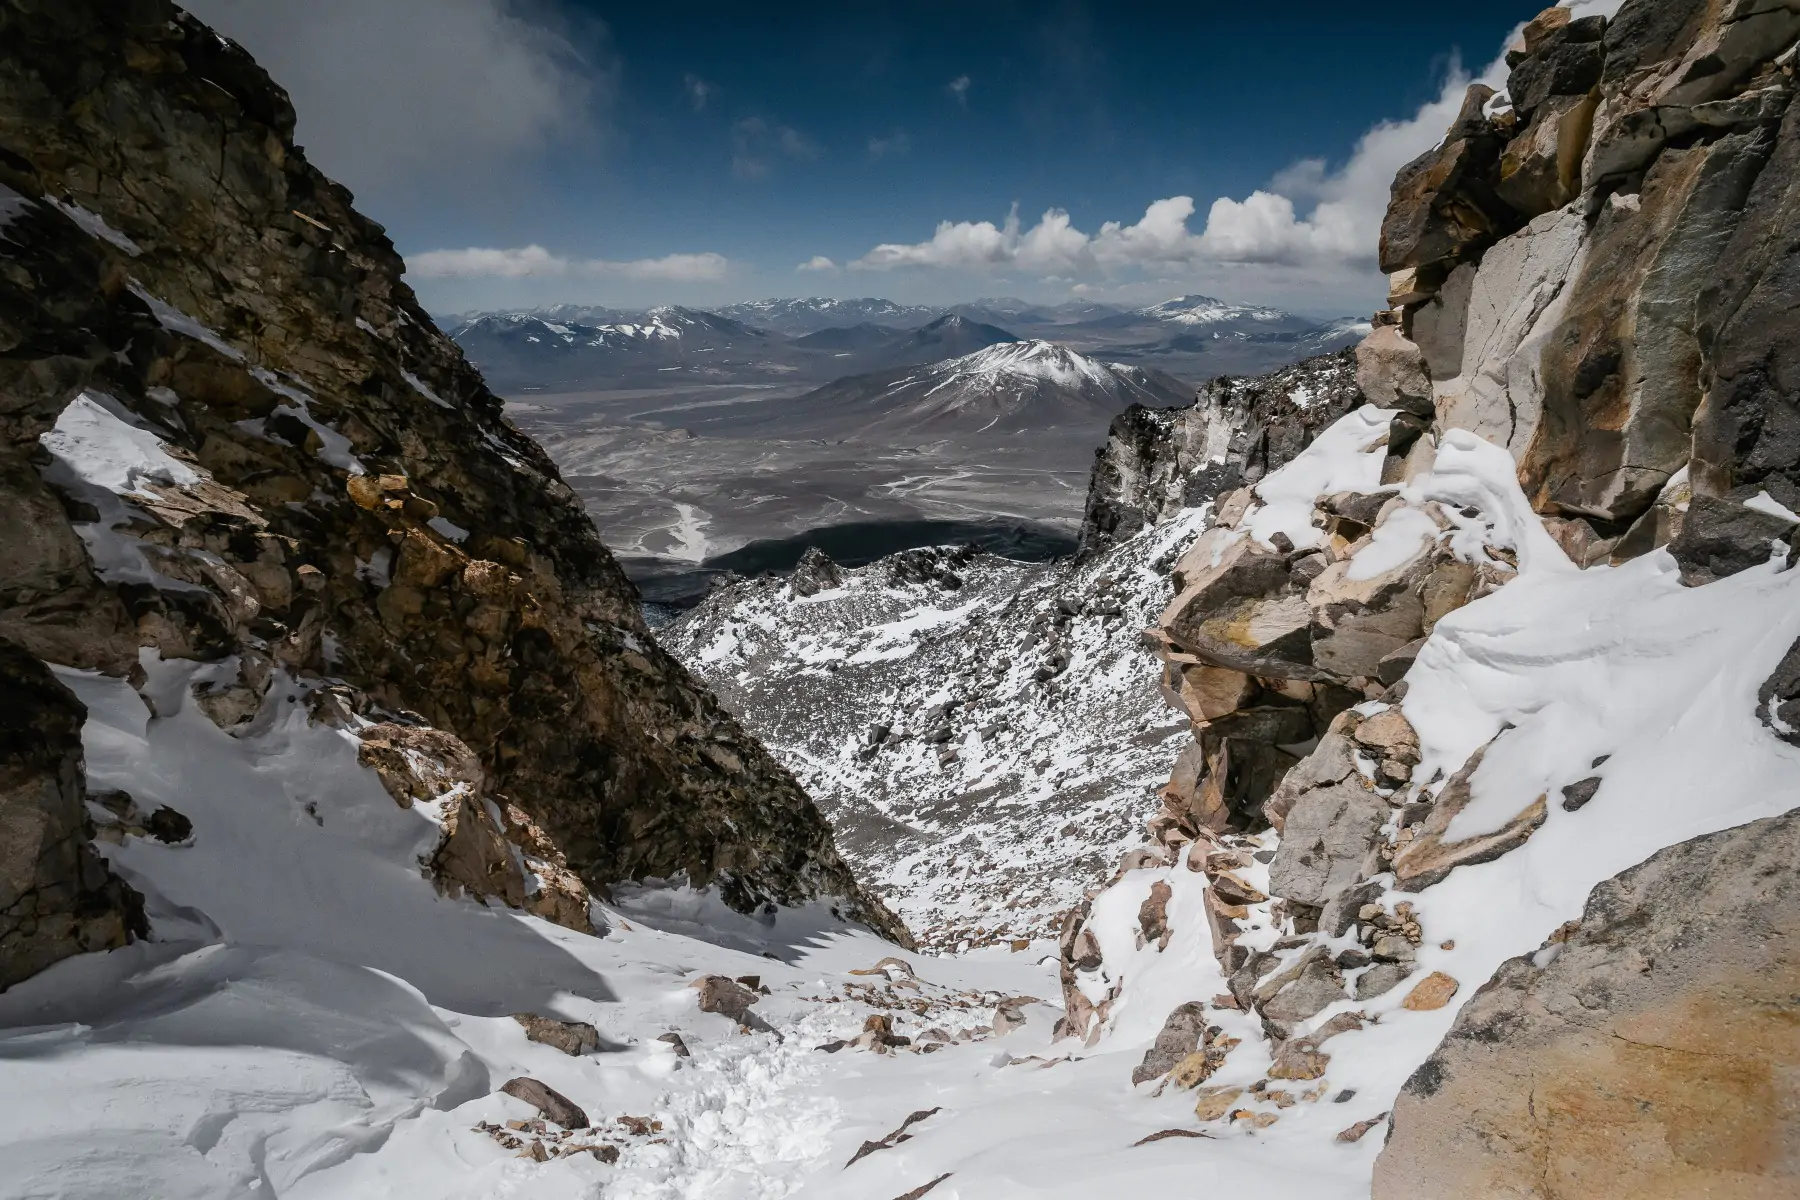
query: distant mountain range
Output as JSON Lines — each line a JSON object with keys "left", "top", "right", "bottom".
{"left": 441, "top": 293, "right": 1369, "bottom": 393}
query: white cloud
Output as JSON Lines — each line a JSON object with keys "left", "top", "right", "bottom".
{"left": 732, "top": 117, "right": 820, "bottom": 179}
{"left": 946, "top": 75, "right": 971, "bottom": 107}
{"left": 867, "top": 131, "right": 912, "bottom": 160}
{"left": 408, "top": 246, "right": 728, "bottom": 282}
{"left": 684, "top": 73, "right": 715, "bottom": 112}
{"left": 847, "top": 45, "right": 1512, "bottom": 280}
{"left": 796, "top": 255, "right": 839, "bottom": 273}
{"left": 183, "top": 0, "right": 612, "bottom": 211}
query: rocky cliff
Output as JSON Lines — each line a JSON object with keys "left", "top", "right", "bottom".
{"left": 1045, "top": 0, "right": 1800, "bottom": 1187}
{"left": 0, "top": 0, "right": 904, "bottom": 991}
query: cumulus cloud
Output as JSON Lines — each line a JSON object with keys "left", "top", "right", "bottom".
{"left": 796, "top": 255, "right": 839, "bottom": 273}
{"left": 846, "top": 46, "right": 1511, "bottom": 280}
{"left": 867, "top": 131, "right": 912, "bottom": 160}
{"left": 684, "top": 73, "right": 715, "bottom": 112}
{"left": 945, "top": 75, "right": 971, "bottom": 107}
{"left": 408, "top": 246, "right": 729, "bottom": 282}
{"left": 732, "top": 117, "right": 820, "bottom": 179}
{"left": 183, "top": 0, "right": 612, "bottom": 210}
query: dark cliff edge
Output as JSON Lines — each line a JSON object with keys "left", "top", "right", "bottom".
{"left": 0, "top": 0, "right": 908, "bottom": 985}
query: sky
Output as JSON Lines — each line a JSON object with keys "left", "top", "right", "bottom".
{"left": 184, "top": 0, "right": 1547, "bottom": 319}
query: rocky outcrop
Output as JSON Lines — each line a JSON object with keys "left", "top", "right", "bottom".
{"left": 1375, "top": 810, "right": 1800, "bottom": 1199}
{"left": 1048, "top": 0, "right": 1800, "bottom": 1183}
{"left": 1079, "top": 351, "right": 1363, "bottom": 553}
{"left": 0, "top": 639, "right": 143, "bottom": 989}
{"left": 0, "top": 0, "right": 907, "bottom": 987}
{"left": 1374, "top": 0, "right": 1800, "bottom": 550}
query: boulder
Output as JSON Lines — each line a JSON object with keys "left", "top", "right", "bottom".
{"left": 1162, "top": 662, "right": 1256, "bottom": 725}
{"left": 500, "top": 1076, "right": 589, "bottom": 1130}
{"left": 1399, "top": 971, "right": 1459, "bottom": 1012}
{"left": 1666, "top": 494, "right": 1795, "bottom": 586}
{"left": 1258, "top": 953, "right": 1349, "bottom": 1027}
{"left": 0, "top": 639, "right": 145, "bottom": 990}
{"left": 1505, "top": 22, "right": 1605, "bottom": 120}
{"left": 1160, "top": 534, "right": 1326, "bottom": 682}
{"left": 513, "top": 1013, "right": 602, "bottom": 1057}
{"left": 1380, "top": 84, "right": 1522, "bottom": 277}
{"left": 1495, "top": 91, "right": 1600, "bottom": 219}
{"left": 1267, "top": 777, "right": 1387, "bottom": 909}
{"left": 689, "top": 974, "right": 767, "bottom": 1029}
{"left": 1354, "top": 326, "right": 1433, "bottom": 415}
{"left": 1131, "top": 1001, "right": 1211, "bottom": 1086}
{"left": 1355, "top": 961, "right": 1414, "bottom": 1002}
{"left": 1376, "top": 809, "right": 1800, "bottom": 1199}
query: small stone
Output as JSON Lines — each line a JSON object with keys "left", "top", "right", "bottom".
{"left": 1132, "top": 1127, "right": 1214, "bottom": 1146}
{"left": 500, "top": 1077, "right": 589, "bottom": 1129}
{"left": 1210, "top": 871, "right": 1268, "bottom": 906}
{"left": 1355, "top": 962, "right": 1412, "bottom": 1001}
{"left": 1167, "top": 1049, "right": 1221, "bottom": 1090}
{"left": 513, "top": 1013, "right": 601, "bottom": 1057}
{"left": 1370, "top": 934, "right": 1417, "bottom": 962}
{"left": 1267, "top": 1038, "right": 1330, "bottom": 1080}
{"left": 1194, "top": 1085, "right": 1245, "bottom": 1122}
{"left": 1400, "top": 971, "right": 1459, "bottom": 1011}
{"left": 1560, "top": 776, "right": 1603, "bottom": 812}
{"left": 1333, "top": 1088, "right": 1357, "bottom": 1104}
{"left": 656, "top": 1031, "right": 691, "bottom": 1058}
{"left": 1336, "top": 1113, "right": 1390, "bottom": 1143}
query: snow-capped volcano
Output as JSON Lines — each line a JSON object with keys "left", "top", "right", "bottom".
{"left": 779, "top": 339, "right": 1193, "bottom": 437}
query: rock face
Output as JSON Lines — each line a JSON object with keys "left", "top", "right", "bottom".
{"left": 1374, "top": 0, "right": 1800, "bottom": 552}
{"left": 0, "top": 639, "right": 144, "bottom": 989}
{"left": 1375, "top": 810, "right": 1800, "bottom": 1199}
{"left": 0, "top": 0, "right": 906, "bottom": 988}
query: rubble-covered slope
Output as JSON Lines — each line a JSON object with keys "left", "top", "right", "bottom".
{"left": 0, "top": 0, "right": 903, "bottom": 989}
{"left": 665, "top": 351, "right": 1364, "bottom": 949}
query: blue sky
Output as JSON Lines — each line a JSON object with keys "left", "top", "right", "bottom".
{"left": 188, "top": 0, "right": 1542, "bottom": 317}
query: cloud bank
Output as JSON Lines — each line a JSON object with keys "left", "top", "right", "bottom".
{"left": 408, "top": 246, "right": 729, "bottom": 282}
{"left": 846, "top": 50, "right": 1507, "bottom": 279}
{"left": 183, "top": 0, "right": 611, "bottom": 210}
